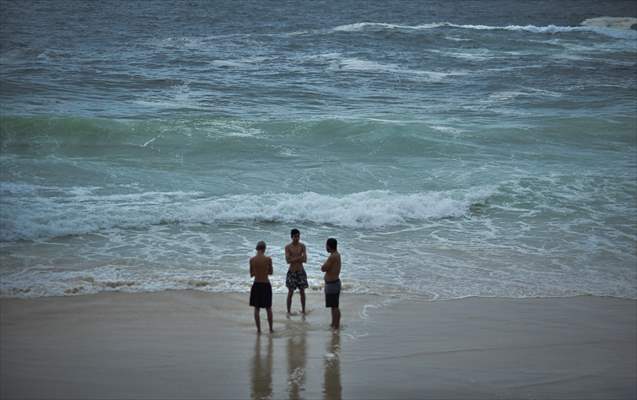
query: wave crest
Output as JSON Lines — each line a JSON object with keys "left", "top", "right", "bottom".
{"left": 331, "top": 19, "right": 637, "bottom": 39}
{"left": 0, "top": 187, "right": 495, "bottom": 241}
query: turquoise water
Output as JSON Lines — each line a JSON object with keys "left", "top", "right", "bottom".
{"left": 1, "top": 1, "right": 636, "bottom": 299}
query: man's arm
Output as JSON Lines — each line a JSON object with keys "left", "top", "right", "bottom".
{"left": 321, "top": 254, "right": 334, "bottom": 272}
{"left": 286, "top": 244, "right": 304, "bottom": 263}
{"left": 300, "top": 244, "right": 307, "bottom": 263}
{"left": 268, "top": 258, "right": 273, "bottom": 275}
{"left": 250, "top": 258, "right": 255, "bottom": 277}
{"left": 285, "top": 245, "right": 292, "bottom": 264}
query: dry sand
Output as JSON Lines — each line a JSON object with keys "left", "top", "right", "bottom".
{"left": 1, "top": 291, "right": 635, "bottom": 399}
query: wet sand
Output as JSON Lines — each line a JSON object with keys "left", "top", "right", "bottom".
{"left": 1, "top": 291, "right": 635, "bottom": 399}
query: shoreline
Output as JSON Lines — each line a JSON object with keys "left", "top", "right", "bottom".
{"left": 2, "top": 290, "right": 635, "bottom": 399}
{"left": 4, "top": 286, "right": 635, "bottom": 302}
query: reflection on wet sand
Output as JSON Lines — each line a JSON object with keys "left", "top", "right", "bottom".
{"left": 323, "top": 332, "right": 342, "bottom": 400}
{"left": 251, "top": 335, "right": 273, "bottom": 400}
{"left": 286, "top": 327, "right": 307, "bottom": 400}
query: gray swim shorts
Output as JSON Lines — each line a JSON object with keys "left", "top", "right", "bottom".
{"left": 324, "top": 279, "right": 341, "bottom": 308}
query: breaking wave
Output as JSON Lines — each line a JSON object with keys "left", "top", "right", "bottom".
{"left": 0, "top": 186, "right": 495, "bottom": 241}
{"left": 332, "top": 18, "right": 637, "bottom": 40}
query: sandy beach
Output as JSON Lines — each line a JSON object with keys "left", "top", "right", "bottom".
{"left": 1, "top": 291, "right": 635, "bottom": 400}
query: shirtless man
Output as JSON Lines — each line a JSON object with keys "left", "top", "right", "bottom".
{"left": 321, "top": 238, "right": 341, "bottom": 330}
{"left": 285, "top": 229, "right": 308, "bottom": 314}
{"left": 250, "top": 241, "right": 273, "bottom": 333}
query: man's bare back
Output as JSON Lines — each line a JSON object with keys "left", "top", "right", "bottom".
{"left": 250, "top": 254, "right": 273, "bottom": 283}
{"left": 249, "top": 241, "right": 273, "bottom": 333}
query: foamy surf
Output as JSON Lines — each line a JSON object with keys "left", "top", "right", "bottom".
{"left": 327, "top": 57, "right": 464, "bottom": 80}
{"left": 331, "top": 19, "right": 637, "bottom": 39}
{"left": 0, "top": 187, "right": 495, "bottom": 241}
{"left": 581, "top": 17, "right": 637, "bottom": 30}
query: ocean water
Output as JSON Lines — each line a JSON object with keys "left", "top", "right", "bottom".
{"left": 1, "top": 0, "right": 636, "bottom": 300}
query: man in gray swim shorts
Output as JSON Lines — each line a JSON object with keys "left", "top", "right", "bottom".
{"left": 321, "top": 237, "right": 341, "bottom": 329}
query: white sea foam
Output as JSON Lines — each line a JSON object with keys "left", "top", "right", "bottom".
{"left": 327, "top": 56, "right": 463, "bottom": 81}
{"left": 133, "top": 82, "right": 207, "bottom": 110}
{"left": 0, "top": 263, "right": 392, "bottom": 298}
{"left": 211, "top": 56, "right": 270, "bottom": 69}
{"left": 488, "top": 87, "right": 562, "bottom": 101}
{"left": 331, "top": 20, "right": 637, "bottom": 40}
{"left": 428, "top": 48, "right": 493, "bottom": 62}
{"left": 2, "top": 173, "right": 635, "bottom": 300}
{"left": 0, "top": 186, "right": 495, "bottom": 241}
{"left": 141, "top": 137, "right": 158, "bottom": 147}
{"left": 307, "top": 52, "right": 466, "bottom": 79}
{"left": 430, "top": 125, "right": 464, "bottom": 135}
{"left": 210, "top": 60, "right": 246, "bottom": 68}
{"left": 151, "top": 36, "right": 215, "bottom": 50}
{"left": 3, "top": 249, "right": 633, "bottom": 299}
{"left": 193, "top": 118, "right": 264, "bottom": 138}
{"left": 444, "top": 36, "right": 472, "bottom": 42}
{"left": 581, "top": 17, "right": 637, "bottom": 30}
{"left": 0, "top": 265, "right": 249, "bottom": 298}
{"left": 332, "top": 22, "right": 426, "bottom": 32}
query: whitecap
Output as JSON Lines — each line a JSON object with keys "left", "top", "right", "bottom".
{"left": 581, "top": 17, "right": 637, "bottom": 30}
{"left": 430, "top": 125, "right": 464, "bottom": 135}
{"left": 328, "top": 56, "right": 463, "bottom": 81}
{"left": 331, "top": 20, "right": 637, "bottom": 40}
{"left": 0, "top": 188, "right": 496, "bottom": 241}
{"left": 211, "top": 56, "right": 270, "bottom": 69}
{"left": 488, "top": 87, "right": 562, "bottom": 101}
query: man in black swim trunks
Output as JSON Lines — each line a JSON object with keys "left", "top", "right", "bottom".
{"left": 285, "top": 228, "right": 308, "bottom": 314}
{"left": 321, "top": 238, "right": 341, "bottom": 330}
{"left": 250, "top": 241, "right": 273, "bottom": 333}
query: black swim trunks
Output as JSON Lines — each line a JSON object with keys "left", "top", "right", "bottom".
{"left": 324, "top": 279, "right": 341, "bottom": 308}
{"left": 250, "top": 282, "right": 272, "bottom": 308}
{"left": 286, "top": 269, "right": 309, "bottom": 290}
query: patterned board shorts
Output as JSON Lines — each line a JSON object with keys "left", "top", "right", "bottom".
{"left": 286, "top": 269, "right": 309, "bottom": 290}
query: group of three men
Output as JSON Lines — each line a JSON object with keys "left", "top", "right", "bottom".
{"left": 249, "top": 229, "right": 342, "bottom": 333}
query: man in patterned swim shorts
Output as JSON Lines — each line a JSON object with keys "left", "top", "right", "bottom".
{"left": 285, "top": 228, "right": 308, "bottom": 314}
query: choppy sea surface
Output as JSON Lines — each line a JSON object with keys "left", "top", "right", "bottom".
{"left": 1, "top": 0, "right": 636, "bottom": 299}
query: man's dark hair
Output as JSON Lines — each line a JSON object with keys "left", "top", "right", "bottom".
{"left": 256, "top": 241, "right": 266, "bottom": 251}
{"left": 290, "top": 228, "right": 300, "bottom": 238}
{"left": 326, "top": 238, "right": 337, "bottom": 250}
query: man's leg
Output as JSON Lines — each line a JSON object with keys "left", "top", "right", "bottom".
{"left": 254, "top": 307, "right": 261, "bottom": 333}
{"left": 287, "top": 289, "right": 294, "bottom": 314}
{"left": 266, "top": 307, "right": 273, "bottom": 333}
{"left": 299, "top": 288, "right": 306, "bottom": 314}
{"left": 331, "top": 307, "right": 340, "bottom": 329}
